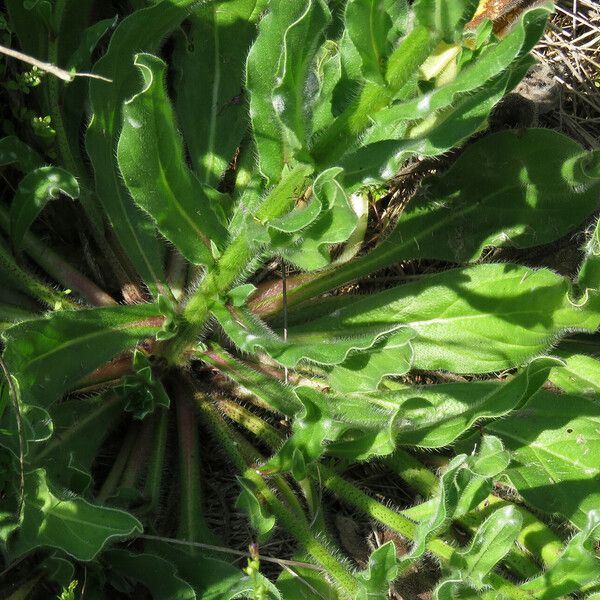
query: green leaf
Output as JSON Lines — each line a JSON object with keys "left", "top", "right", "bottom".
{"left": 355, "top": 541, "right": 399, "bottom": 600}
{"left": 268, "top": 167, "right": 358, "bottom": 270}
{"left": 65, "top": 17, "right": 115, "bottom": 72}
{"left": 10, "top": 167, "right": 79, "bottom": 253}
{"left": 36, "top": 393, "right": 125, "bottom": 493}
{"left": 212, "top": 301, "right": 406, "bottom": 368}
{"left": 285, "top": 263, "right": 598, "bottom": 374}
{"left": 247, "top": 0, "right": 330, "bottom": 182}
{"left": 87, "top": 1, "right": 199, "bottom": 296}
{"left": 345, "top": 0, "right": 399, "bottom": 85}
{"left": 414, "top": 0, "right": 477, "bottom": 43}
{"left": 103, "top": 550, "right": 196, "bottom": 600}
{"left": 0, "top": 136, "right": 43, "bottom": 173}
{"left": 450, "top": 505, "right": 522, "bottom": 588}
{"left": 174, "top": 1, "right": 260, "bottom": 188}
{"left": 355, "top": 357, "right": 556, "bottom": 448}
{"left": 276, "top": 552, "right": 341, "bottom": 599}
{"left": 348, "top": 128, "right": 600, "bottom": 263}
{"left": 326, "top": 328, "right": 415, "bottom": 393}
{"left": 550, "top": 351, "right": 600, "bottom": 395}
{"left": 0, "top": 383, "right": 52, "bottom": 458}
{"left": 487, "top": 390, "right": 600, "bottom": 530}
{"left": 118, "top": 53, "right": 227, "bottom": 266}
{"left": 1, "top": 303, "right": 162, "bottom": 408}
{"left": 235, "top": 476, "right": 276, "bottom": 542}
{"left": 5, "top": 469, "right": 141, "bottom": 560}
{"left": 521, "top": 510, "right": 600, "bottom": 598}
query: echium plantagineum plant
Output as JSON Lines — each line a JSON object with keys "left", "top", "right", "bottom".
{"left": 1, "top": 0, "right": 600, "bottom": 597}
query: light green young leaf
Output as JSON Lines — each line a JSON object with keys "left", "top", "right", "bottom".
{"left": 235, "top": 477, "right": 276, "bottom": 542}
{"left": 247, "top": 0, "right": 330, "bottom": 182}
{"left": 0, "top": 385, "right": 52, "bottom": 458}
{"left": 174, "top": 0, "right": 260, "bottom": 188}
{"left": 103, "top": 550, "right": 196, "bottom": 600}
{"left": 327, "top": 328, "right": 415, "bottom": 393}
{"left": 118, "top": 53, "right": 227, "bottom": 265}
{"left": 521, "top": 510, "right": 600, "bottom": 599}
{"left": 10, "top": 167, "right": 79, "bottom": 253}
{"left": 0, "top": 136, "right": 43, "bottom": 173}
{"left": 355, "top": 541, "right": 399, "bottom": 600}
{"left": 268, "top": 167, "right": 358, "bottom": 270}
{"left": 285, "top": 264, "right": 598, "bottom": 374}
{"left": 5, "top": 469, "right": 141, "bottom": 560}
{"left": 449, "top": 505, "right": 522, "bottom": 588}
{"left": 87, "top": 0, "right": 199, "bottom": 296}
{"left": 488, "top": 390, "right": 600, "bottom": 530}
{"left": 1, "top": 303, "right": 162, "bottom": 408}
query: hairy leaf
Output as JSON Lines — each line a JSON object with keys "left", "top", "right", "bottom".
{"left": 4, "top": 469, "right": 141, "bottom": 560}
{"left": 247, "top": 0, "right": 330, "bottom": 182}
{"left": 1, "top": 303, "right": 162, "bottom": 408}
{"left": 356, "top": 542, "right": 399, "bottom": 600}
{"left": 487, "top": 390, "right": 600, "bottom": 530}
{"left": 87, "top": 0, "right": 200, "bottom": 295}
{"left": 521, "top": 510, "right": 600, "bottom": 599}
{"left": 0, "top": 136, "right": 43, "bottom": 173}
{"left": 10, "top": 167, "right": 79, "bottom": 253}
{"left": 118, "top": 53, "right": 227, "bottom": 265}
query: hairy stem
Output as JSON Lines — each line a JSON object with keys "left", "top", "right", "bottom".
{"left": 144, "top": 408, "right": 169, "bottom": 515}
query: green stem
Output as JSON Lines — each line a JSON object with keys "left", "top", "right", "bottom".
{"left": 315, "top": 463, "right": 534, "bottom": 600}
{"left": 98, "top": 421, "right": 138, "bottom": 503}
{"left": 0, "top": 240, "right": 78, "bottom": 309}
{"left": 197, "top": 400, "right": 358, "bottom": 598}
{"left": 174, "top": 380, "right": 214, "bottom": 545}
{"left": 144, "top": 408, "right": 169, "bottom": 515}
{"left": 384, "top": 449, "right": 440, "bottom": 497}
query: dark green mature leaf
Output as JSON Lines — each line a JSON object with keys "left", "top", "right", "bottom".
{"left": 1, "top": 303, "right": 162, "bottom": 408}
{"left": 285, "top": 264, "right": 599, "bottom": 374}
{"left": 487, "top": 390, "right": 600, "bottom": 530}
{"left": 87, "top": 0, "right": 201, "bottom": 296}
{"left": 521, "top": 511, "right": 600, "bottom": 599}
{"left": 35, "top": 394, "right": 125, "bottom": 493}
{"left": 118, "top": 53, "right": 228, "bottom": 266}
{"left": 4, "top": 469, "right": 141, "bottom": 560}
{"left": 104, "top": 550, "right": 196, "bottom": 600}
{"left": 10, "top": 167, "right": 79, "bottom": 253}
{"left": 174, "top": 0, "right": 261, "bottom": 188}
{"left": 0, "top": 136, "right": 43, "bottom": 173}
{"left": 449, "top": 505, "right": 522, "bottom": 588}
{"left": 355, "top": 542, "right": 399, "bottom": 600}
{"left": 247, "top": 0, "right": 330, "bottom": 182}
{"left": 351, "top": 128, "right": 600, "bottom": 261}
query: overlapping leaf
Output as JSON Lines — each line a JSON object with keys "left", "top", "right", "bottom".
{"left": 487, "top": 390, "right": 600, "bottom": 530}
{"left": 10, "top": 167, "right": 79, "bottom": 253}
{"left": 2, "top": 469, "right": 141, "bottom": 561}
{"left": 1, "top": 303, "right": 162, "bottom": 408}
{"left": 284, "top": 263, "right": 599, "bottom": 374}
{"left": 247, "top": 0, "right": 330, "bottom": 182}
{"left": 118, "top": 53, "right": 227, "bottom": 266}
